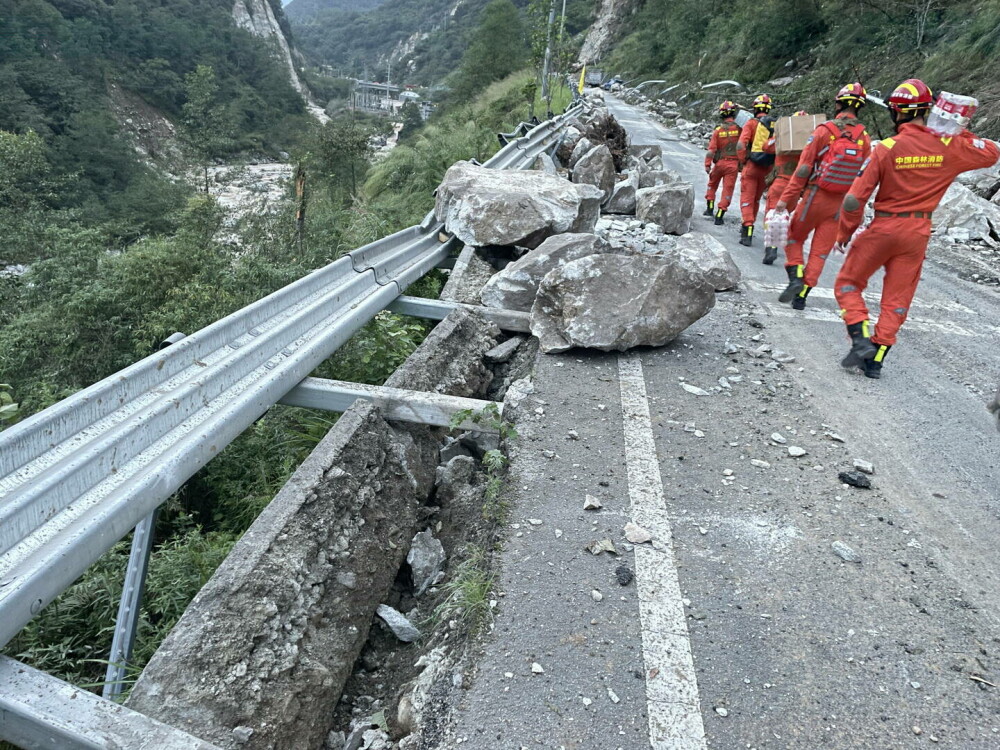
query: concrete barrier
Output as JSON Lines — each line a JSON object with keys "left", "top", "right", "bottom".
{"left": 127, "top": 307, "right": 502, "bottom": 749}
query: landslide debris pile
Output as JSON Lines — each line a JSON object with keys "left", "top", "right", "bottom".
{"left": 434, "top": 94, "right": 739, "bottom": 353}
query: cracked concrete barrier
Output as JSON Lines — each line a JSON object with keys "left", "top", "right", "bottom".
{"left": 127, "top": 307, "right": 502, "bottom": 749}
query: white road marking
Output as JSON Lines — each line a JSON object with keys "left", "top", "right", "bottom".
{"left": 758, "top": 301, "right": 978, "bottom": 336}
{"left": 618, "top": 353, "right": 708, "bottom": 750}
{"left": 744, "top": 279, "right": 978, "bottom": 314}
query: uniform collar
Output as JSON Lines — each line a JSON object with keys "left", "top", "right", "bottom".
{"left": 835, "top": 111, "right": 858, "bottom": 120}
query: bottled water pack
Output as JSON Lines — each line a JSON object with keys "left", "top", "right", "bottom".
{"left": 927, "top": 92, "right": 978, "bottom": 137}
{"left": 764, "top": 209, "right": 790, "bottom": 251}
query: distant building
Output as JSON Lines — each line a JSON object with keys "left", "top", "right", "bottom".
{"left": 350, "top": 80, "right": 403, "bottom": 113}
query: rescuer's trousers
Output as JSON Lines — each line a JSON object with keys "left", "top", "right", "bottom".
{"left": 783, "top": 186, "right": 843, "bottom": 288}
{"left": 834, "top": 217, "right": 931, "bottom": 346}
{"left": 706, "top": 160, "right": 739, "bottom": 211}
{"left": 739, "top": 162, "right": 770, "bottom": 226}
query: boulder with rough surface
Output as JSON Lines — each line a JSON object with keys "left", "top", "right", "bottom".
{"left": 933, "top": 182, "right": 1000, "bottom": 245}
{"left": 568, "top": 137, "right": 594, "bottom": 168}
{"left": 655, "top": 233, "right": 741, "bottom": 291}
{"left": 636, "top": 183, "right": 694, "bottom": 235}
{"left": 480, "top": 232, "right": 616, "bottom": 312}
{"left": 556, "top": 126, "right": 584, "bottom": 164}
{"left": 629, "top": 144, "right": 663, "bottom": 162}
{"left": 435, "top": 161, "right": 603, "bottom": 248}
{"left": 639, "top": 169, "right": 684, "bottom": 189}
{"left": 531, "top": 152, "right": 559, "bottom": 175}
{"left": 604, "top": 173, "right": 639, "bottom": 215}
{"left": 530, "top": 253, "right": 716, "bottom": 353}
{"left": 572, "top": 144, "right": 616, "bottom": 202}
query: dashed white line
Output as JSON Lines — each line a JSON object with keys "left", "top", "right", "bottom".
{"left": 618, "top": 352, "right": 707, "bottom": 750}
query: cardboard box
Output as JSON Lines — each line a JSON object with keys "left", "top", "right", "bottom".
{"left": 775, "top": 114, "right": 827, "bottom": 155}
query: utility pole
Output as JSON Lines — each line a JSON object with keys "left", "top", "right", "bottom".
{"left": 558, "top": 0, "right": 567, "bottom": 43}
{"left": 540, "top": 0, "right": 556, "bottom": 107}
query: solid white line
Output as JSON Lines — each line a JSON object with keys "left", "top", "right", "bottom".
{"left": 618, "top": 353, "right": 707, "bottom": 750}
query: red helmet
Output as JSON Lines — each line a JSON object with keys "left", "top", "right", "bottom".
{"left": 719, "top": 100, "right": 737, "bottom": 117}
{"left": 836, "top": 82, "right": 867, "bottom": 106}
{"left": 887, "top": 79, "right": 934, "bottom": 114}
{"left": 753, "top": 94, "right": 773, "bottom": 112}
{"left": 793, "top": 110, "right": 809, "bottom": 116}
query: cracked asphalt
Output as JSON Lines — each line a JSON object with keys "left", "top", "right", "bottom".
{"left": 440, "top": 95, "right": 1000, "bottom": 750}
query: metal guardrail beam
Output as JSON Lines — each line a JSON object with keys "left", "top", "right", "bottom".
{"left": 0, "top": 656, "right": 220, "bottom": 750}
{"left": 0, "top": 105, "right": 579, "bottom": 657}
{"left": 279, "top": 378, "right": 502, "bottom": 431}
{"left": 388, "top": 295, "right": 532, "bottom": 333}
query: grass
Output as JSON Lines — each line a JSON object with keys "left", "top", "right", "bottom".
{"left": 431, "top": 545, "right": 496, "bottom": 634}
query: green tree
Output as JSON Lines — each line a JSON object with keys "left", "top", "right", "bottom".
{"left": 310, "top": 118, "right": 374, "bottom": 200}
{"left": 450, "top": 0, "right": 528, "bottom": 103}
{"left": 181, "top": 65, "right": 234, "bottom": 192}
{"left": 397, "top": 101, "right": 424, "bottom": 141}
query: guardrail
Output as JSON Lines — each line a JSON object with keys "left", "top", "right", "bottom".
{"left": 0, "top": 104, "right": 583, "bottom": 748}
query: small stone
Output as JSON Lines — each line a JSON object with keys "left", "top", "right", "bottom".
{"left": 615, "top": 565, "right": 634, "bottom": 586}
{"left": 567, "top": 430, "right": 580, "bottom": 440}
{"left": 376, "top": 604, "right": 421, "bottom": 642}
{"left": 591, "top": 589, "right": 604, "bottom": 601}
{"left": 582, "top": 697, "right": 592, "bottom": 706}
{"left": 771, "top": 351, "right": 796, "bottom": 364}
{"left": 555, "top": 529, "right": 563, "bottom": 538}
{"left": 607, "top": 688, "right": 620, "bottom": 704}
{"left": 723, "top": 469, "right": 734, "bottom": 476}
{"left": 528, "top": 518, "right": 543, "bottom": 526}
{"left": 839, "top": 470, "right": 872, "bottom": 489}
{"left": 718, "top": 377, "right": 731, "bottom": 389}
{"left": 911, "top": 681, "right": 921, "bottom": 689}
{"left": 788, "top": 446, "right": 807, "bottom": 457}
{"left": 584, "top": 494, "right": 603, "bottom": 510}
{"left": 750, "top": 459, "right": 771, "bottom": 468}
{"left": 912, "top": 726, "right": 922, "bottom": 736}
{"left": 832, "top": 540, "right": 862, "bottom": 563}
{"left": 715, "top": 706, "right": 729, "bottom": 717}
{"left": 624, "top": 522, "right": 653, "bottom": 544}
{"left": 531, "top": 662, "right": 545, "bottom": 674}
{"left": 586, "top": 539, "right": 618, "bottom": 556}
{"left": 825, "top": 431, "right": 846, "bottom": 442}
{"left": 723, "top": 341, "right": 739, "bottom": 354}
{"left": 542, "top": 450, "right": 556, "bottom": 459}
{"left": 770, "top": 432, "right": 787, "bottom": 444}
{"left": 232, "top": 726, "right": 254, "bottom": 744}
{"left": 853, "top": 458, "right": 875, "bottom": 475}
{"left": 681, "top": 383, "right": 711, "bottom": 397}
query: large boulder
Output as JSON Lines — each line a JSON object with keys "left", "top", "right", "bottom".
{"left": 604, "top": 173, "right": 639, "bottom": 215}
{"left": 629, "top": 144, "right": 663, "bottom": 162}
{"left": 656, "top": 233, "right": 741, "bottom": 291}
{"left": 530, "top": 253, "right": 716, "bottom": 353}
{"left": 933, "top": 182, "right": 1000, "bottom": 245}
{"left": 479, "top": 232, "right": 617, "bottom": 312}
{"left": 572, "top": 144, "right": 616, "bottom": 202}
{"left": 556, "top": 126, "right": 585, "bottom": 165}
{"left": 435, "top": 161, "right": 604, "bottom": 248}
{"left": 639, "top": 169, "right": 684, "bottom": 189}
{"left": 636, "top": 183, "right": 694, "bottom": 235}
{"left": 568, "top": 137, "right": 594, "bottom": 169}
{"left": 531, "top": 152, "right": 559, "bottom": 175}
{"left": 957, "top": 159, "right": 1000, "bottom": 199}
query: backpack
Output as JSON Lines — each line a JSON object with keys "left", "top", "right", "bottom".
{"left": 812, "top": 120, "right": 868, "bottom": 193}
{"left": 749, "top": 116, "right": 777, "bottom": 166}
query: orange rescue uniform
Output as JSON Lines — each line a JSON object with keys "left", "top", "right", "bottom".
{"left": 737, "top": 115, "right": 770, "bottom": 227}
{"left": 779, "top": 112, "right": 871, "bottom": 287}
{"left": 836, "top": 123, "right": 1000, "bottom": 345}
{"left": 765, "top": 152, "right": 798, "bottom": 214}
{"left": 705, "top": 119, "right": 741, "bottom": 211}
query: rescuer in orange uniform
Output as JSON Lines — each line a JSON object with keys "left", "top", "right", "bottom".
{"left": 737, "top": 94, "right": 774, "bottom": 245}
{"left": 834, "top": 79, "right": 999, "bottom": 378}
{"left": 761, "top": 109, "right": 809, "bottom": 264}
{"left": 775, "top": 84, "right": 871, "bottom": 309}
{"left": 704, "top": 101, "right": 742, "bottom": 224}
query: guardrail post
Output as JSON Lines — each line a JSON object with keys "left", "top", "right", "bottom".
{"left": 102, "top": 509, "right": 157, "bottom": 701}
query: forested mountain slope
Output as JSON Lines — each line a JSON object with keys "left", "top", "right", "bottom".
{"left": 290, "top": 0, "right": 593, "bottom": 85}
{"left": 603, "top": 0, "right": 1000, "bottom": 137}
{"left": 284, "top": 0, "right": 387, "bottom": 22}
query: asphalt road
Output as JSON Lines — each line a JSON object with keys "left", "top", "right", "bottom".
{"left": 443, "top": 97, "right": 1000, "bottom": 749}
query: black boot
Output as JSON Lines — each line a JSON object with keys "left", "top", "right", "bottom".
{"left": 863, "top": 344, "right": 891, "bottom": 379}
{"left": 763, "top": 246, "right": 778, "bottom": 265}
{"left": 841, "top": 321, "right": 879, "bottom": 371}
{"left": 704, "top": 199, "right": 715, "bottom": 217}
{"left": 714, "top": 208, "right": 726, "bottom": 225}
{"left": 739, "top": 224, "right": 753, "bottom": 246}
{"left": 791, "top": 284, "right": 811, "bottom": 310}
{"left": 778, "top": 264, "right": 804, "bottom": 303}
